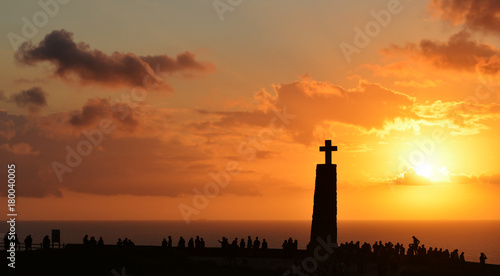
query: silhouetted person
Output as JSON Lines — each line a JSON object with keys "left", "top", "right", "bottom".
{"left": 178, "top": 236, "right": 185, "bottom": 249}
{"left": 117, "top": 238, "right": 123, "bottom": 247}
{"left": 451, "top": 249, "right": 459, "bottom": 267}
{"left": 480, "top": 252, "right": 487, "bottom": 266}
{"left": 228, "top": 238, "right": 238, "bottom": 264}
{"left": 162, "top": 238, "right": 167, "bottom": 247}
{"left": 412, "top": 236, "right": 420, "bottom": 249}
{"left": 188, "top": 238, "right": 195, "bottom": 253}
{"left": 231, "top": 238, "right": 238, "bottom": 248}
{"left": 83, "top": 234, "right": 89, "bottom": 248}
{"left": 459, "top": 252, "right": 465, "bottom": 269}
{"left": 293, "top": 240, "right": 298, "bottom": 251}
{"left": 240, "top": 238, "right": 245, "bottom": 249}
{"left": 123, "top": 238, "right": 129, "bottom": 246}
{"left": 24, "top": 235, "right": 32, "bottom": 251}
{"left": 42, "top": 235, "right": 50, "bottom": 250}
{"left": 420, "top": 244, "right": 427, "bottom": 256}
{"left": 97, "top": 237, "right": 104, "bottom": 247}
{"left": 253, "top": 236, "right": 260, "bottom": 250}
{"left": 218, "top": 237, "right": 229, "bottom": 249}
{"left": 89, "top": 236, "right": 97, "bottom": 248}
{"left": 247, "top": 236, "right": 252, "bottom": 249}
{"left": 261, "top": 239, "right": 268, "bottom": 250}
{"left": 200, "top": 238, "right": 205, "bottom": 250}
{"left": 195, "top": 236, "right": 201, "bottom": 249}
{"left": 168, "top": 236, "right": 172, "bottom": 248}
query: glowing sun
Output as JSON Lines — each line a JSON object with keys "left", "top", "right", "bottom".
{"left": 415, "top": 163, "right": 432, "bottom": 178}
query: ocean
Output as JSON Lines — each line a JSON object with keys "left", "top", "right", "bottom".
{"left": 2, "top": 220, "right": 499, "bottom": 265}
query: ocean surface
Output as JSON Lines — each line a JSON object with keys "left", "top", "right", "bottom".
{"left": 2, "top": 220, "right": 499, "bottom": 265}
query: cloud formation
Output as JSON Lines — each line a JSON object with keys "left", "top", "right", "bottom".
{"left": 1, "top": 87, "right": 48, "bottom": 113}
{"left": 382, "top": 30, "right": 500, "bottom": 75}
{"left": 385, "top": 167, "right": 500, "bottom": 187}
{"left": 414, "top": 100, "right": 500, "bottom": 135}
{"left": 0, "top": 142, "right": 40, "bottom": 155}
{"left": 68, "top": 98, "right": 138, "bottom": 130}
{"left": 198, "top": 77, "right": 417, "bottom": 144}
{"left": 15, "top": 30, "right": 215, "bottom": 90}
{"left": 11, "top": 87, "right": 48, "bottom": 112}
{"left": 0, "top": 104, "right": 270, "bottom": 198}
{"left": 428, "top": 0, "right": 500, "bottom": 34}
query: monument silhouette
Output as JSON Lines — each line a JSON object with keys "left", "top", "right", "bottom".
{"left": 309, "top": 140, "right": 338, "bottom": 248}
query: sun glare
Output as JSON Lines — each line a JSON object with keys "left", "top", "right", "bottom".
{"left": 415, "top": 163, "right": 432, "bottom": 178}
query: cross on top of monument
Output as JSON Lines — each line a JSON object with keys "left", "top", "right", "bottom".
{"left": 320, "top": 140, "right": 337, "bottom": 165}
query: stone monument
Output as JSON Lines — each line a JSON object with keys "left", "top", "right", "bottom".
{"left": 309, "top": 140, "right": 338, "bottom": 248}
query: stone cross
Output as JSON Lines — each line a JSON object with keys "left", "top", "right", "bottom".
{"left": 320, "top": 140, "right": 337, "bottom": 165}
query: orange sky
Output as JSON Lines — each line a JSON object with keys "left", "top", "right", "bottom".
{"left": 1, "top": 0, "right": 500, "bottom": 221}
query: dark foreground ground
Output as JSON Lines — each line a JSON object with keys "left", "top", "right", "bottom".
{"left": 1, "top": 245, "right": 499, "bottom": 276}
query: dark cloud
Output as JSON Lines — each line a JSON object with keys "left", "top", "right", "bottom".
{"left": 141, "top": 52, "right": 215, "bottom": 75}
{"left": 429, "top": 0, "right": 500, "bottom": 34}
{"left": 0, "top": 87, "right": 48, "bottom": 113}
{"left": 68, "top": 98, "right": 138, "bottom": 130}
{"left": 9, "top": 87, "right": 48, "bottom": 113}
{"left": 15, "top": 29, "right": 215, "bottom": 90}
{"left": 382, "top": 30, "right": 500, "bottom": 74}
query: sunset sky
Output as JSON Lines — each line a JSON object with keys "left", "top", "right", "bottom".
{"left": 1, "top": 0, "right": 500, "bottom": 221}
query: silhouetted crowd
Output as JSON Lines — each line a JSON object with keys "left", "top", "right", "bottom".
{"left": 173, "top": 235, "right": 206, "bottom": 255}
{"left": 331, "top": 236, "right": 486, "bottom": 276}
{"left": 2, "top": 233, "right": 50, "bottom": 250}
{"left": 282, "top": 237, "right": 299, "bottom": 257}
{"left": 116, "top": 237, "right": 135, "bottom": 247}
{"left": 81, "top": 235, "right": 105, "bottom": 249}
{"left": 218, "top": 236, "right": 268, "bottom": 251}
{"left": 2, "top": 233, "right": 491, "bottom": 272}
